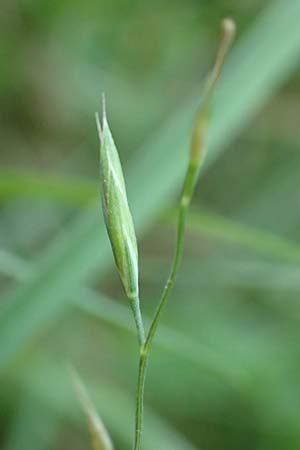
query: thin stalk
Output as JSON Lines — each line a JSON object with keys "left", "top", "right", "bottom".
{"left": 144, "top": 20, "right": 237, "bottom": 352}
{"left": 132, "top": 162, "right": 198, "bottom": 450}
{"left": 133, "top": 347, "right": 148, "bottom": 450}
{"left": 130, "top": 297, "right": 145, "bottom": 347}
{"left": 132, "top": 18, "right": 236, "bottom": 450}
{"left": 130, "top": 297, "right": 147, "bottom": 450}
{"left": 145, "top": 161, "right": 199, "bottom": 350}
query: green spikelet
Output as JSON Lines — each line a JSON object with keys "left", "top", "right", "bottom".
{"left": 96, "top": 95, "right": 139, "bottom": 301}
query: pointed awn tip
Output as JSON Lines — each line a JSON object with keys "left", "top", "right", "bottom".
{"left": 102, "top": 92, "right": 107, "bottom": 121}
{"left": 95, "top": 111, "right": 103, "bottom": 143}
{"left": 95, "top": 93, "right": 107, "bottom": 143}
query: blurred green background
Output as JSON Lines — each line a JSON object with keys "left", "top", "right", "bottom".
{"left": 1, "top": 0, "right": 300, "bottom": 449}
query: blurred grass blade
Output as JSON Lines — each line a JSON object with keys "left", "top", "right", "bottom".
{"left": 0, "top": 249, "right": 34, "bottom": 282}
{"left": 72, "top": 369, "right": 114, "bottom": 450}
{"left": 21, "top": 358, "right": 200, "bottom": 450}
{"left": 1, "top": 178, "right": 300, "bottom": 265}
{"left": 1, "top": 0, "right": 300, "bottom": 373}
{"left": 206, "top": 0, "right": 300, "bottom": 166}
{"left": 184, "top": 208, "right": 300, "bottom": 264}
{"left": 238, "top": 153, "right": 300, "bottom": 234}
{"left": 0, "top": 250, "right": 246, "bottom": 382}
{"left": 3, "top": 392, "right": 59, "bottom": 450}
{"left": 0, "top": 169, "right": 97, "bottom": 204}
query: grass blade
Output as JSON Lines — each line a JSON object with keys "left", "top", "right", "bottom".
{"left": 72, "top": 369, "right": 114, "bottom": 450}
{"left": 18, "top": 358, "right": 201, "bottom": 450}
{"left": 0, "top": 250, "right": 246, "bottom": 382}
{"left": 0, "top": 170, "right": 97, "bottom": 204}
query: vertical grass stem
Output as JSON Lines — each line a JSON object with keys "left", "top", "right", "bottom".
{"left": 132, "top": 18, "right": 235, "bottom": 450}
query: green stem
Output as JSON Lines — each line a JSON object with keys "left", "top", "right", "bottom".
{"left": 145, "top": 161, "right": 199, "bottom": 350}
{"left": 131, "top": 19, "right": 235, "bottom": 450}
{"left": 130, "top": 298, "right": 147, "bottom": 450}
{"left": 132, "top": 161, "right": 199, "bottom": 450}
{"left": 133, "top": 346, "right": 148, "bottom": 450}
{"left": 130, "top": 296, "right": 145, "bottom": 347}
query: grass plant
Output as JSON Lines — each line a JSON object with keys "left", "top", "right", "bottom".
{"left": 1, "top": 1, "right": 300, "bottom": 449}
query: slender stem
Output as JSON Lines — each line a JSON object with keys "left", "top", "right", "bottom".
{"left": 133, "top": 346, "right": 148, "bottom": 450}
{"left": 130, "top": 296, "right": 145, "bottom": 346}
{"left": 131, "top": 20, "right": 236, "bottom": 450}
{"left": 132, "top": 161, "right": 199, "bottom": 450}
{"left": 145, "top": 161, "right": 199, "bottom": 351}
{"left": 130, "top": 297, "right": 147, "bottom": 450}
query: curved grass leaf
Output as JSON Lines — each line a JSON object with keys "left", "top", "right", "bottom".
{"left": 72, "top": 369, "right": 114, "bottom": 450}
{"left": 20, "top": 358, "right": 201, "bottom": 450}
{"left": 0, "top": 250, "right": 246, "bottom": 382}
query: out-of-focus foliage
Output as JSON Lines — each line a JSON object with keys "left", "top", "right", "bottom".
{"left": 1, "top": 0, "right": 300, "bottom": 449}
